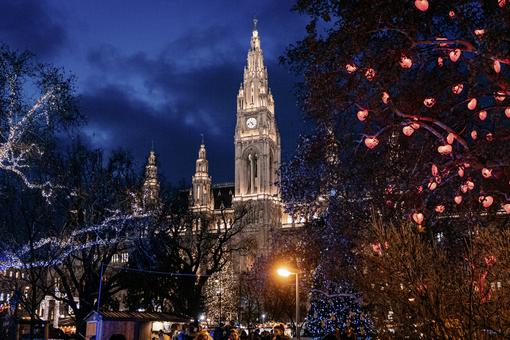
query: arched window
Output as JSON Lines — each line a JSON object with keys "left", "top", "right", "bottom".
{"left": 246, "top": 151, "right": 258, "bottom": 194}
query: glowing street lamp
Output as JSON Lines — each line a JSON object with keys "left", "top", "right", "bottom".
{"left": 277, "top": 267, "right": 300, "bottom": 340}
{"left": 277, "top": 268, "right": 293, "bottom": 277}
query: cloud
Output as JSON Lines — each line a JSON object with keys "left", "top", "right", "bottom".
{"left": 0, "top": 0, "right": 66, "bottom": 56}
{"left": 80, "top": 83, "right": 235, "bottom": 184}
{"left": 80, "top": 24, "right": 301, "bottom": 183}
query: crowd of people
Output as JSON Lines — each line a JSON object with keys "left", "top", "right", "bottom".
{"left": 151, "top": 321, "right": 291, "bottom": 340}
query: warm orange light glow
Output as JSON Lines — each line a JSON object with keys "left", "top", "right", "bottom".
{"left": 414, "top": 0, "right": 429, "bottom": 12}
{"left": 449, "top": 49, "right": 461, "bottom": 62}
{"left": 446, "top": 133, "right": 455, "bottom": 145}
{"left": 412, "top": 212, "right": 424, "bottom": 225}
{"left": 452, "top": 83, "right": 463, "bottom": 94}
{"left": 458, "top": 167, "right": 465, "bottom": 177}
{"left": 482, "top": 168, "right": 492, "bottom": 178}
{"left": 437, "top": 144, "right": 452, "bottom": 155}
{"left": 478, "top": 110, "right": 487, "bottom": 121}
{"left": 502, "top": 203, "right": 510, "bottom": 213}
{"left": 364, "top": 136, "right": 379, "bottom": 149}
{"left": 423, "top": 97, "right": 436, "bottom": 108}
{"left": 357, "top": 109, "right": 369, "bottom": 121}
{"left": 479, "top": 196, "right": 494, "bottom": 208}
{"left": 277, "top": 268, "right": 294, "bottom": 277}
{"left": 402, "top": 126, "right": 414, "bottom": 136}
{"left": 467, "top": 98, "right": 477, "bottom": 110}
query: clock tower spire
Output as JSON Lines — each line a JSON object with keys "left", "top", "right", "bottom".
{"left": 234, "top": 20, "right": 281, "bottom": 202}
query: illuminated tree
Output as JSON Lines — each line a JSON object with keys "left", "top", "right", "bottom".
{"left": 282, "top": 0, "right": 510, "bottom": 337}
{"left": 284, "top": 0, "right": 510, "bottom": 224}
{"left": 0, "top": 45, "right": 78, "bottom": 194}
{"left": 306, "top": 265, "right": 373, "bottom": 337}
{"left": 358, "top": 218, "right": 510, "bottom": 338}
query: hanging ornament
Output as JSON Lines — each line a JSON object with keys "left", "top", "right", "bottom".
{"left": 452, "top": 83, "right": 464, "bottom": 94}
{"left": 502, "top": 203, "right": 510, "bottom": 213}
{"left": 410, "top": 122, "right": 420, "bottom": 130}
{"left": 505, "top": 107, "right": 510, "bottom": 118}
{"left": 495, "top": 91, "right": 506, "bottom": 102}
{"left": 498, "top": 0, "right": 506, "bottom": 8}
{"left": 486, "top": 133, "right": 494, "bottom": 142}
{"left": 493, "top": 60, "right": 501, "bottom": 73}
{"left": 364, "top": 136, "right": 379, "bottom": 149}
{"left": 414, "top": 0, "right": 429, "bottom": 11}
{"left": 474, "top": 29, "right": 486, "bottom": 37}
{"left": 471, "top": 130, "right": 478, "bottom": 140}
{"left": 449, "top": 49, "right": 461, "bottom": 62}
{"left": 446, "top": 133, "right": 455, "bottom": 144}
{"left": 479, "top": 195, "right": 494, "bottom": 208}
{"left": 449, "top": 10, "right": 455, "bottom": 17}
{"left": 428, "top": 181, "right": 437, "bottom": 190}
{"left": 466, "top": 180, "right": 475, "bottom": 190}
{"left": 412, "top": 211, "right": 424, "bottom": 224}
{"left": 437, "top": 144, "right": 452, "bottom": 155}
{"left": 468, "top": 98, "right": 477, "bottom": 110}
{"left": 454, "top": 195, "right": 463, "bottom": 204}
{"left": 478, "top": 110, "right": 487, "bottom": 121}
{"left": 402, "top": 126, "right": 415, "bottom": 136}
{"left": 424, "top": 97, "right": 436, "bottom": 108}
{"left": 357, "top": 109, "right": 369, "bottom": 121}
{"left": 458, "top": 167, "right": 465, "bottom": 177}
{"left": 460, "top": 183, "right": 469, "bottom": 193}
{"left": 371, "top": 242, "right": 382, "bottom": 255}
{"left": 431, "top": 164, "right": 438, "bottom": 176}
{"left": 382, "top": 92, "right": 390, "bottom": 104}
{"left": 400, "top": 55, "right": 413, "bottom": 69}
{"left": 365, "top": 68, "right": 376, "bottom": 81}
{"left": 437, "top": 57, "right": 444, "bottom": 67}
{"left": 346, "top": 64, "right": 358, "bottom": 73}
{"left": 435, "top": 205, "right": 445, "bottom": 213}
{"left": 482, "top": 168, "right": 492, "bottom": 178}
{"left": 485, "top": 255, "right": 496, "bottom": 266}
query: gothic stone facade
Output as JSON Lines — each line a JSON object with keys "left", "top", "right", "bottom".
{"left": 146, "top": 22, "right": 298, "bottom": 272}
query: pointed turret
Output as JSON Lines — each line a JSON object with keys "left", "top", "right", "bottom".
{"left": 142, "top": 149, "right": 160, "bottom": 210}
{"left": 236, "top": 18, "right": 274, "bottom": 113}
{"left": 192, "top": 140, "right": 213, "bottom": 211}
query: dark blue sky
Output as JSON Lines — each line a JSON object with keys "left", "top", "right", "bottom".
{"left": 0, "top": 0, "right": 307, "bottom": 184}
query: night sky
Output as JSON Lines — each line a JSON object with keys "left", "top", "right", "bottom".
{"left": 0, "top": 0, "right": 308, "bottom": 184}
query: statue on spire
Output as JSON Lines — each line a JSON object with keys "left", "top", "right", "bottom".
{"left": 253, "top": 17, "right": 258, "bottom": 31}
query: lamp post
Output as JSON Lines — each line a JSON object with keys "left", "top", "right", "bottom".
{"left": 277, "top": 268, "right": 300, "bottom": 340}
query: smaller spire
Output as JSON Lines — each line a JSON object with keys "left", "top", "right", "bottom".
{"left": 201, "top": 133, "right": 205, "bottom": 145}
{"left": 142, "top": 149, "right": 160, "bottom": 210}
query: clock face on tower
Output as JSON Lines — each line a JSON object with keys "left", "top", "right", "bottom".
{"left": 246, "top": 117, "right": 257, "bottom": 129}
